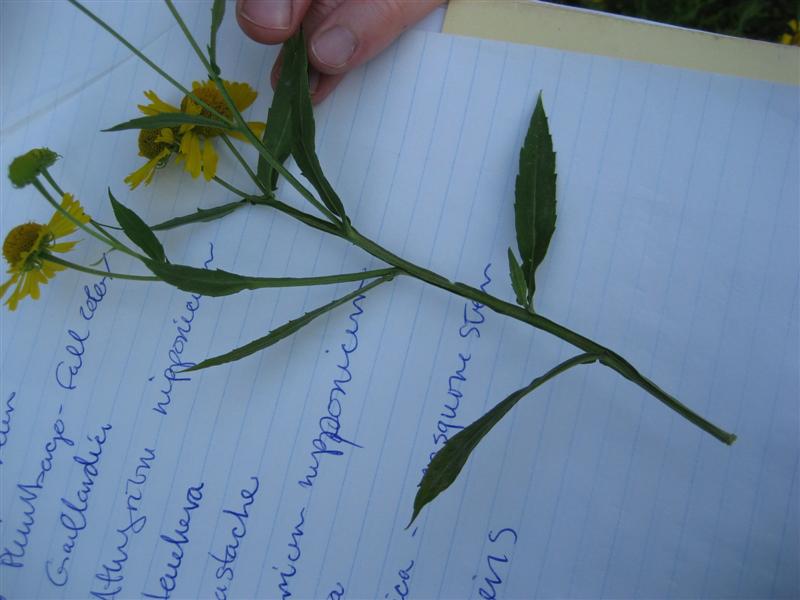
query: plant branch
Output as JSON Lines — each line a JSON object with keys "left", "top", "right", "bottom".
{"left": 44, "top": 255, "right": 159, "bottom": 281}
{"left": 345, "top": 227, "right": 736, "bottom": 445}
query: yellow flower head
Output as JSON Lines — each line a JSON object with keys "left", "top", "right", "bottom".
{"left": 781, "top": 19, "right": 800, "bottom": 46}
{"left": 0, "top": 194, "right": 90, "bottom": 311}
{"left": 125, "top": 82, "right": 265, "bottom": 188}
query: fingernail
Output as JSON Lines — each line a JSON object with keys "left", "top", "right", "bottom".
{"left": 308, "top": 69, "right": 320, "bottom": 94}
{"left": 312, "top": 25, "right": 357, "bottom": 69}
{"left": 239, "top": 0, "right": 292, "bottom": 31}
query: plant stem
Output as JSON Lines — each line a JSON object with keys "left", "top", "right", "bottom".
{"left": 44, "top": 255, "right": 159, "bottom": 281}
{"left": 32, "top": 179, "right": 146, "bottom": 261}
{"left": 41, "top": 169, "right": 131, "bottom": 249}
{"left": 68, "top": 0, "right": 233, "bottom": 127}
{"left": 162, "top": 0, "right": 341, "bottom": 227}
{"left": 212, "top": 176, "right": 255, "bottom": 200}
{"left": 218, "top": 134, "right": 268, "bottom": 195}
{"left": 344, "top": 227, "right": 736, "bottom": 445}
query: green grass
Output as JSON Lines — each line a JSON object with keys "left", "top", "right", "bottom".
{"left": 548, "top": 0, "right": 799, "bottom": 43}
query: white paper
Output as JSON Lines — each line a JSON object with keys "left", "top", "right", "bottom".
{"left": 1, "top": 2, "right": 798, "bottom": 599}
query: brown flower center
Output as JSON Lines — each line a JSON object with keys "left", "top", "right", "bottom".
{"left": 181, "top": 86, "right": 231, "bottom": 137}
{"left": 3, "top": 222, "right": 44, "bottom": 266}
{"left": 138, "top": 129, "right": 173, "bottom": 160}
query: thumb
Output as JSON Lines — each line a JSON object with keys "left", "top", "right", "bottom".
{"left": 307, "top": 0, "right": 444, "bottom": 75}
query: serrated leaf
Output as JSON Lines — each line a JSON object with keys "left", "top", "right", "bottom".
{"left": 257, "top": 44, "right": 295, "bottom": 192}
{"left": 514, "top": 92, "right": 556, "bottom": 307}
{"left": 284, "top": 31, "right": 348, "bottom": 222}
{"left": 409, "top": 352, "right": 597, "bottom": 526}
{"left": 103, "top": 113, "right": 230, "bottom": 132}
{"left": 186, "top": 273, "right": 394, "bottom": 371}
{"left": 145, "top": 261, "right": 396, "bottom": 298}
{"left": 151, "top": 201, "right": 245, "bottom": 231}
{"left": 108, "top": 189, "right": 166, "bottom": 262}
{"left": 507, "top": 248, "right": 528, "bottom": 308}
{"left": 208, "top": 0, "right": 225, "bottom": 75}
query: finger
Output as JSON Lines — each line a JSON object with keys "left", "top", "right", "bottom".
{"left": 307, "top": 0, "right": 444, "bottom": 75}
{"left": 236, "top": 0, "right": 313, "bottom": 44}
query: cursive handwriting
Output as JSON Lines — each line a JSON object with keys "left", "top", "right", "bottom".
{"left": 299, "top": 291, "right": 365, "bottom": 489}
{"left": 384, "top": 559, "right": 414, "bottom": 600}
{"left": 274, "top": 507, "right": 306, "bottom": 599}
{"left": 209, "top": 477, "right": 259, "bottom": 600}
{"left": 477, "top": 527, "right": 518, "bottom": 600}
{"left": 142, "top": 482, "right": 205, "bottom": 599}
{"left": 0, "top": 392, "right": 16, "bottom": 464}
{"left": 424, "top": 265, "right": 492, "bottom": 474}
{"left": 0, "top": 409, "right": 74, "bottom": 568}
{"left": 91, "top": 447, "right": 156, "bottom": 599}
{"left": 153, "top": 244, "right": 214, "bottom": 416}
{"left": 327, "top": 582, "right": 345, "bottom": 600}
{"left": 46, "top": 423, "right": 112, "bottom": 586}
{"left": 55, "top": 255, "right": 111, "bottom": 390}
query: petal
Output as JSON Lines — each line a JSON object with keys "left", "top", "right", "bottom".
{"left": 227, "top": 121, "right": 266, "bottom": 143}
{"left": 0, "top": 273, "right": 19, "bottom": 302}
{"left": 155, "top": 128, "right": 175, "bottom": 144}
{"left": 50, "top": 241, "right": 77, "bottom": 254}
{"left": 181, "top": 133, "right": 203, "bottom": 178}
{"left": 124, "top": 152, "right": 167, "bottom": 190}
{"left": 6, "top": 275, "right": 25, "bottom": 310}
{"left": 202, "top": 139, "right": 218, "bottom": 181}
{"left": 138, "top": 90, "right": 180, "bottom": 115}
{"left": 47, "top": 193, "right": 90, "bottom": 238}
{"left": 225, "top": 81, "right": 257, "bottom": 111}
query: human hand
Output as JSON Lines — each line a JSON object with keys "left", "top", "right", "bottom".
{"left": 236, "top": 0, "right": 445, "bottom": 103}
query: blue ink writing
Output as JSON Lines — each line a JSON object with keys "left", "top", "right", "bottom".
{"left": 209, "top": 477, "right": 259, "bottom": 600}
{"left": 143, "top": 482, "right": 205, "bottom": 599}
{"left": 55, "top": 255, "right": 111, "bottom": 390}
{"left": 46, "top": 423, "right": 112, "bottom": 586}
{"left": 299, "top": 290, "right": 366, "bottom": 489}
{"left": 0, "top": 392, "right": 16, "bottom": 464}
{"left": 92, "top": 447, "right": 156, "bottom": 599}
{"left": 0, "top": 409, "right": 73, "bottom": 568}
{"left": 153, "top": 244, "right": 214, "bottom": 415}
{"left": 424, "top": 264, "right": 492, "bottom": 474}
{"left": 274, "top": 507, "right": 306, "bottom": 599}
{"left": 327, "top": 582, "right": 345, "bottom": 600}
{"left": 384, "top": 560, "right": 414, "bottom": 600}
{"left": 478, "top": 527, "right": 518, "bottom": 600}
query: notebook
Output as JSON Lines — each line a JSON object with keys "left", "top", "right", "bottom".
{"left": 1, "top": 1, "right": 797, "bottom": 598}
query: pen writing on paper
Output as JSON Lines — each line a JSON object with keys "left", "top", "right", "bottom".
{"left": 45, "top": 422, "right": 113, "bottom": 587}
{"left": 153, "top": 244, "right": 215, "bottom": 416}
{"left": 55, "top": 254, "right": 112, "bottom": 391}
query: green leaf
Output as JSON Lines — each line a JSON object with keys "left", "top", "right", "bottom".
{"left": 151, "top": 201, "right": 245, "bottom": 231}
{"left": 108, "top": 189, "right": 166, "bottom": 262}
{"left": 145, "top": 261, "right": 397, "bottom": 297}
{"left": 514, "top": 92, "right": 556, "bottom": 307}
{"left": 284, "top": 31, "right": 348, "bottom": 222}
{"left": 103, "top": 113, "right": 230, "bottom": 132}
{"left": 409, "top": 352, "right": 597, "bottom": 526}
{"left": 507, "top": 248, "right": 528, "bottom": 308}
{"left": 186, "top": 272, "right": 395, "bottom": 371}
{"left": 257, "top": 39, "right": 296, "bottom": 192}
{"left": 207, "top": 0, "right": 225, "bottom": 76}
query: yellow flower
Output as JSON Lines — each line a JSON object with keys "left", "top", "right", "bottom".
{"left": 125, "top": 82, "right": 265, "bottom": 188}
{"left": 124, "top": 127, "right": 177, "bottom": 190}
{"left": 781, "top": 19, "right": 800, "bottom": 46}
{"left": 0, "top": 194, "right": 90, "bottom": 311}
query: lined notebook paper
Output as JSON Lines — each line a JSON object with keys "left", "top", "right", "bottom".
{"left": 1, "top": 2, "right": 798, "bottom": 598}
